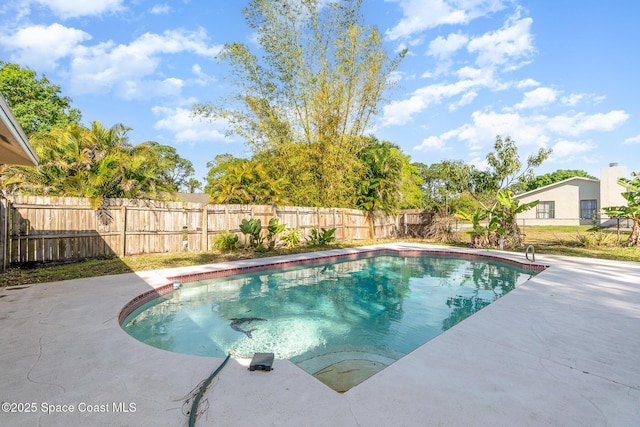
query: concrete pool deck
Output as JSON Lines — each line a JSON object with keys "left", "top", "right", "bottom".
{"left": 0, "top": 243, "right": 638, "bottom": 426}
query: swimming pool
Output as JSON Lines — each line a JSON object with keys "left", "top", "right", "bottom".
{"left": 122, "top": 250, "right": 542, "bottom": 391}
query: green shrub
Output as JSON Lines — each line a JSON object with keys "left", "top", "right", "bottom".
{"left": 306, "top": 227, "right": 336, "bottom": 246}
{"left": 240, "top": 218, "right": 264, "bottom": 248}
{"left": 281, "top": 228, "right": 301, "bottom": 248}
{"left": 576, "top": 228, "right": 612, "bottom": 248}
{"left": 214, "top": 232, "right": 239, "bottom": 251}
{"left": 267, "top": 218, "right": 286, "bottom": 249}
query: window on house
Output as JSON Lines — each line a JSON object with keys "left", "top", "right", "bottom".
{"left": 537, "top": 201, "right": 555, "bottom": 219}
{"left": 580, "top": 199, "right": 597, "bottom": 220}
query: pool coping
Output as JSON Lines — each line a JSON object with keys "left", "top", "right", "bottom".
{"left": 1, "top": 242, "right": 639, "bottom": 426}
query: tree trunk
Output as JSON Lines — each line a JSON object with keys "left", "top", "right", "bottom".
{"left": 627, "top": 220, "right": 640, "bottom": 247}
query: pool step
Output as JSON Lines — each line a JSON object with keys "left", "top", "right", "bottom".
{"left": 295, "top": 351, "right": 397, "bottom": 392}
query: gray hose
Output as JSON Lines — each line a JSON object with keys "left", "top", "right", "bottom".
{"left": 188, "top": 353, "right": 231, "bottom": 427}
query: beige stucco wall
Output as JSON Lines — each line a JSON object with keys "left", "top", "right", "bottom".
{"left": 515, "top": 179, "right": 600, "bottom": 226}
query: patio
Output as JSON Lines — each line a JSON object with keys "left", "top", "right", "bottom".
{"left": 0, "top": 243, "right": 638, "bottom": 426}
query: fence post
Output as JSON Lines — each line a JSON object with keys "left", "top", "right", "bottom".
{"left": 333, "top": 209, "right": 337, "bottom": 239}
{"left": 403, "top": 212, "right": 408, "bottom": 236}
{"left": 120, "top": 205, "right": 127, "bottom": 257}
{"left": 0, "top": 197, "right": 8, "bottom": 272}
{"left": 201, "top": 205, "right": 208, "bottom": 251}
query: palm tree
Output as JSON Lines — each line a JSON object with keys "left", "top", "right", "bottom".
{"left": 0, "top": 121, "right": 176, "bottom": 207}
{"left": 357, "top": 139, "right": 405, "bottom": 238}
{"left": 209, "top": 159, "right": 287, "bottom": 205}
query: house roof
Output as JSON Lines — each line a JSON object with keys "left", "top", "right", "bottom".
{"left": 0, "top": 93, "right": 38, "bottom": 166}
{"left": 175, "top": 192, "right": 210, "bottom": 204}
{"left": 513, "top": 176, "right": 600, "bottom": 199}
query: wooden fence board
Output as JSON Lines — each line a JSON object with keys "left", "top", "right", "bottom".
{"left": 2, "top": 195, "right": 433, "bottom": 265}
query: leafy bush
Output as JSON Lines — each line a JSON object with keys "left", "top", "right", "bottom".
{"left": 266, "top": 217, "right": 286, "bottom": 249}
{"left": 240, "top": 218, "right": 264, "bottom": 249}
{"left": 213, "top": 232, "right": 239, "bottom": 251}
{"left": 280, "top": 228, "right": 301, "bottom": 248}
{"left": 576, "top": 228, "right": 612, "bottom": 248}
{"left": 306, "top": 227, "right": 336, "bottom": 246}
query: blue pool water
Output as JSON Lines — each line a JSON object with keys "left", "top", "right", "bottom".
{"left": 122, "top": 252, "right": 538, "bottom": 391}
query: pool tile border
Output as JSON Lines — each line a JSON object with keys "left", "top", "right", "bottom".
{"left": 118, "top": 247, "right": 547, "bottom": 325}
{"left": 118, "top": 282, "right": 175, "bottom": 325}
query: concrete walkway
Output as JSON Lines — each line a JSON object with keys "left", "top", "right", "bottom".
{"left": 0, "top": 243, "right": 638, "bottom": 427}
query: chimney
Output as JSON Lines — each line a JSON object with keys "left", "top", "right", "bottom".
{"left": 600, "top": 163, "right": 627, "bottom": 214}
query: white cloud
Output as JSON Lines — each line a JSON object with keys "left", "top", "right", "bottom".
{"left": 385, "top": 0, "right": 507, "bottom": 41}
{"left": 68, "top": 29, "right": 223, "bottom": 97}
{"left": 561, "top": 93, "right": 584, "bottom": 107}
{"left": 150, "top": 3, "right": 172, "bottom": 15}
{"left": 381, "top": 79, "right": 477, "bottom": 126}
{"left": 381, "top": 67, "right": 499, "bottom": 126}
{"left": 0, "top": 23, "right": 91, "bottom": 71}
{"left": 414, "top": 135, "right": 447, "bottom": 151}
{"left": 623, "top": 135, "right": 640, "bottom": 145}
{"left": 191, "top": 64, "right": 217, "bottom": 85}
{"left": 153, "top": 104, "right": 228, "bottom": 144}
{"left": 449, "top": 90, "right": 477, "bottom": 111}
{"left": 413, "top": 128, "right": 461, "bottom": 151}
{"left": 561, "top": 93, "right": 605, "bottom": 107}
{"left": 118, "top": 78, "right": 183, "bottom": 100}
{"left": 382, "top": 9, "right": 538, "bottom": 127}
{"left": 428, "top": 32, "right": 469, "bottom": 59}
{"left": 550, "top": 139, "right": 596, "bottom": 158}
{"left": 546, "top": 110, "right": 629, "bottom": 135}
{"left": 467, "top": 14, "right": 534, "bottom": 70}
{"left": 455, "top": 110, "right": 551, "bottom": 151}
{"left": 515, "top": 87, "right": 558, "bottom": 109}
{"left": 381, "top": 96, "right": 426, "bottom": 126}
{"left": 415, "top": 108, "right": 629, "bottom": 159}
{"left": 516, "top": 78, "right": 539, "bottom": 88}
{"left": 34, "top": 0, "right": 125, "bottom": 19}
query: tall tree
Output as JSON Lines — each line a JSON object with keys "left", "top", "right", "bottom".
{"left": 525, "top": 169, "right": 597, "bottom": 192}
{"left": 147, "top": 142, "right": 195, "bottom": 192}
{"left": 415, "top": 160, "right": 478, "bottom": 214}
{"left": 457, "top": 135, "right": 551, "bottom": 249}
{"left": 186, "top": 178, "right": 203, "bottom": 193}
{"left": 0, "top": 61, "right": 81, "bottom": 136}
{"left": 194, "top": 0, "right": 405, "bottom": 207}
{"left": 470, "top": 135, "right": 551, "bottom": 210}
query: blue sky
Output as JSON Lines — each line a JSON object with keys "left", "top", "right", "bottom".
{"left": 1, "top": 0, "right": 639, "bottom": 188}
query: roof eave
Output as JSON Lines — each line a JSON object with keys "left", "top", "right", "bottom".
{"left": 0, "top": 93, "right": 38, "bottom": 166}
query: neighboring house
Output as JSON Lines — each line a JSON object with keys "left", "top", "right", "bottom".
{"left": 176, "top": 192, "right": 210, "bottom": 205}
{"left": 0, "top": 94, "right": 38, "bottom": 166}
{"left": 514, "top": 164, "right": 628, "bottom": 226}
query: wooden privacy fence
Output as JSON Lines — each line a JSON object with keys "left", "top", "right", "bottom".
{"left": 0, "top": 195, "right": 434, "bottom": 268}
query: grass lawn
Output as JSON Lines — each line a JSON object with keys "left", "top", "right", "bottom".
{"left": 518, "top": 225, "right": 639, "bottom": 261}
{"left": 1, "top": 227, "right": 638, "bottom": 287}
